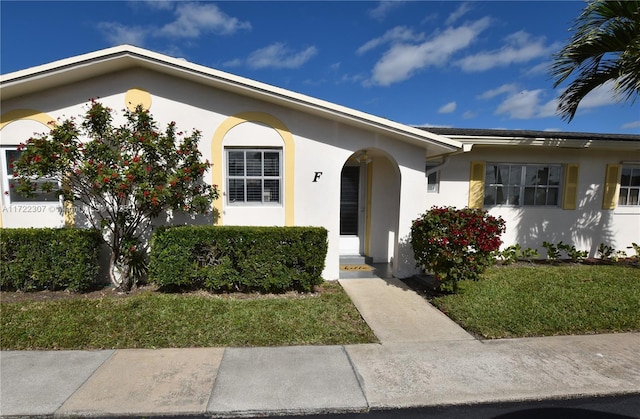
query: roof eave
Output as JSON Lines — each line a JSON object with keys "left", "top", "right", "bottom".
{"left": 448, "top": 136, "right": 640, "bottom": 151}
{"left": 1, "top": 45, "right": 462, "bottom": 154}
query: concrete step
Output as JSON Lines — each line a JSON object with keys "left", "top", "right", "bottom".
{"left": 339, "top": 255, "right": 373, "bottom": 266}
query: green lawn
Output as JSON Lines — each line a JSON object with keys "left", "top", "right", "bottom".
{"left": 432, "top": 264, "right": 640, "bottom": 339}
{"left": 0, "top": 283, "right": 377, "bottom": 350}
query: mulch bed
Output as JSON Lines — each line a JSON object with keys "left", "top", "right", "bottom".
{"left": 0, "top": 282, "right": 339, "bottom": 304}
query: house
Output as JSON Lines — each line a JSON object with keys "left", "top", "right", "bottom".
{"left": 1, "top": 45, "right": 638, "bottom": 280}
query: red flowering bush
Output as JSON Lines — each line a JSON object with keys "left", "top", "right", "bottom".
{"left": 12, "top": 100, "right": 219, "bottom": 291}
{"left": 410, "top": 206, "right": 505, "bottom": 292}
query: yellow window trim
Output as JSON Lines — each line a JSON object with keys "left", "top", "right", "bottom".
{"left": 602, "top": 164, "right": 621, "bottom": 210}
{"left": 364, "top": 163, "right": 372, "bottom": 256}
{"left": 0, "top": 109, "right": 56, "bottom": 131}
{"left": 468, "top": 161, "right": 485, "bottom": 209}
{"left": 212, "top": 112, "right": 294, "bottom": 226}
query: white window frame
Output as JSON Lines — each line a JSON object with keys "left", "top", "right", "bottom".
{"left": 484, "top": 163, "right": 562, "bottom": 207}
{"left": 426, "top": 162, "right": 440, "bottom": 194}
{"left": 619, "top": 165, "right": 640, "bottom": 206}
{"left": 225, "top": 148, "right": 282, "bottom": 206}
{"left": 1, "top": 147, "right": 61, "bottom": 206}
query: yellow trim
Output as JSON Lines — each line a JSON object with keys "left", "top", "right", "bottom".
{"left": 364, "top": 163, "right": 372, "bottom": 256}
{"left": 602, "top": 164, "right": 621, "bottom": 210}
{"left": 0, "top": 109, "right": 56, "bottom": 132}
{"left": 212, "top": 112, "right": 294, "bottom": 226}
{"left": 125, "top": 88, "right": 152, "bottom": 111}
{"left": 62, "top": 174, "right": 75, "bottom": 227}
{"left": 468, "top": 161, "right": 485, "bottom": 209}
{"left": 562, "top": 164, "right": 579, "bottom": 210}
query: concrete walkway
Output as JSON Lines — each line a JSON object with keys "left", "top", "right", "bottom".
{"left": 2, "top": 277, "right": 639, "bottom": 418}
{"left": 338, "top": 277, "right": 474, "bottom": 343}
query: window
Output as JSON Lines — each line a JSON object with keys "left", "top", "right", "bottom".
{"left": 2, "top": 148, "right": 59, "bottom": 203}
{"left": 426, "top": 162, "right": 440, "bottom": 194}
{"left": 484, "top": 164, "right": 561, "bottom": 206}
{"left": 619, "top": 166, "right": 640, "bottom": 206}
{"left": 226, "top": 149, "right": 281, "bottom": 204}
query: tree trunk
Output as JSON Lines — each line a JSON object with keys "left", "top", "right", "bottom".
{"left": 109, "top": 251, "right": 132, "bottom": 292}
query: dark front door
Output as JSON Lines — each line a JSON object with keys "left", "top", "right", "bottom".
{"left": 340, "top": 166, "right": 360, "bottom": 236}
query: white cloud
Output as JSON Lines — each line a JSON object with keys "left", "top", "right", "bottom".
{"left": 368, "top": 1, "right": 405, "bottom": 21}
{"left": 457, "top": 31, "right": 560, "bottom": 72}
{"left": 438, "top": 101, "right": 457, "bottom": 114}
{"left": 246, "top": 43, "right": 318, "bottom": 69}
{"left": 357, "top": 26, "right": 425, "bottom": 55}
{"left": 98, "top": 2, "right": 250, "bottom": 47}
{"left": 578, "top": 81, "right": 618, "bottom": 109}
{"left": 222, "top": 58, "right": 243, "bottom": 68}
{"left": 446, "top": 2, "right": 473, "bottom": 25}
{"left": 368, "top": 17, "right": 491, "bottom": 86}
{"left": 97, "top": 22, "right": 148, "bottom": 46}
{"left": 495, "top": 89, "right": 544, "bottom": 119}
{"left": 140, "top": 1, "right": 173, "bottom": 11}
{"left": 524, "top": 61, "right": 552, "bottom": 77}
{"left": 538, "top": 98, "right": 559, "bottom": 118}
{"left": 414, "top": 122, "right": 453, "bottom": 128}
{"left": 462, "top": 110, "right": 477, "bottom": 119}
{"left": 494, "top": 89, "right": 558, "bottom": 119}
{"left": 339, "top": 73, "right": 367, "bottom": 84}
{"left": 477, "top": 83, "right": 519, "bottom": 100}
{"left": 621, "top": 120, "right": 640, "bottom": 130}
{"left": 159, "top": 2, "right": 251, "bottom": 38}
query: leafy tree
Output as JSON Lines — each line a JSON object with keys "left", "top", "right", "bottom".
{"left": 11, "top": 100, "right": 219, "bottom": 291}
{"left": 551, "top": 0, "right": 640, "bottom": 121}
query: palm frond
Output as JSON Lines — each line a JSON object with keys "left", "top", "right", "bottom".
{"left": 551, "top": 0, "right": 640, "bottom": 121}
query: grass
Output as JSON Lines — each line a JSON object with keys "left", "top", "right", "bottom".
{"left": 0, "top": 282, "right": 378, "bottom": 350}
{"left": 432, "top": 264, "right": 640, "bottom": 339}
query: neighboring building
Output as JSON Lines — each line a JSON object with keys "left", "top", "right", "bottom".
{"left": 1, "top": 45, "right": 638, "bottom": 280}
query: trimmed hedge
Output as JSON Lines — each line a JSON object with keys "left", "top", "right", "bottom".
{"left": 0, "top": 228, "right": 102, "bottom": 292}
{"left": 149, "top": 226, "right": 328, "bottom": 292}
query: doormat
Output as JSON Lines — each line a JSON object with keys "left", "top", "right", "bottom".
{"left": 340, "top": 264, "right": 374, "bottom": 271}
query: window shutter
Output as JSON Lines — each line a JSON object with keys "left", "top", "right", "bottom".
{"left": 468, "top": 161, "right": 485, "bottom": 209}
{"left": 562, "top": 164, "right": 579, "bottom": 210}
{"left": 602, "top": 164, "right": 621, "bottom": 210}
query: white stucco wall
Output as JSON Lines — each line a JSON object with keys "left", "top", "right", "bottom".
{"left": 0, "top": 68, "right": 432, "bottom": 280}
{"left": 434, "top": 146, "right": 640, "bottom": 257}
{"left": 3, "top": 66, "right": 636, "bottom": 282}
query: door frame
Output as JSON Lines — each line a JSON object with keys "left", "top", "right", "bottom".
{"left": 339, "top": 161, "right": 368, "bottom": 255}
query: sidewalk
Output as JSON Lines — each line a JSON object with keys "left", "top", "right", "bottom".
{"left": 2, "top": 277, "right": 639, "bottom": 418}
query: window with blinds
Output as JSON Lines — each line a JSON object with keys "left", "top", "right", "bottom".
{"left": 226, "top": 149, "right": 281, "bottom": 205}
{"left": 619, "top": 166, "right": 640, "bottom": 206}
{"left": 484, "top": 164, "right": 562, "bottom": 207}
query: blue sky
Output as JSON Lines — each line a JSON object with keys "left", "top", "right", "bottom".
{"left": 2, "top": 1, "right": 639, "bottom": 134}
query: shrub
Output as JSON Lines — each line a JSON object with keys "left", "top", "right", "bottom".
{"left": 149, "top": 226, "right": 327, "bottom": 293}
{"left": 543, "top": 241, "right": 561, "bottom": 261}
{"left": 0, "top": 228, "right": 102, "bottom": 291}
{"left": 557, "top": 242, "right": 588, "bottom": 262}
{"left": 598, "top": 243, "right": 615, "bottom": 261}
{"left": 410, "top": 206, "right": 505, "bottom": 292}
{"left": 496, "top": 244, "right": 539, "bottom": 265}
